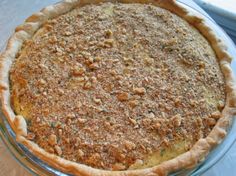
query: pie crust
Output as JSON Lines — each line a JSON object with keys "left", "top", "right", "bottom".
{"left": 0, "top": 0, "right": 236, "bottom": 175}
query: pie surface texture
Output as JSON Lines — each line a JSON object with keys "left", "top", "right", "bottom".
{"left": 1, "top": 0, "right": 236, "bottom": 176}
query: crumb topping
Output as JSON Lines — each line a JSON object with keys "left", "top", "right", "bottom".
{"left": 10, "top": 2, "right": 225, "bottom": 170}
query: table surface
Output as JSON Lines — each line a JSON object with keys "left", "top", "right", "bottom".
{"left": 0, "top": 0, "right": 236, "bottom": 176}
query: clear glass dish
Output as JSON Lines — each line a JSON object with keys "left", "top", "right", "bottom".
{"left": 0, "top": 1, "right": 236, "bottom": 176}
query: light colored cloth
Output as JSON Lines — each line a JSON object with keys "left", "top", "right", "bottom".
{"left": 0, "top": 140, "right": 30, "bottom": 176}
{"left": 0, "top": 0, "right": 236, "bottom": 176}
{"left": 197, "top": 0, "right": 236, "bottom": 14}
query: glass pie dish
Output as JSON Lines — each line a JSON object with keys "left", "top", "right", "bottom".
{"left": 0, "top": 0, "right": 236, "bottom": 175}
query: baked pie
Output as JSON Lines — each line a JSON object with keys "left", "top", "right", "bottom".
{"left": 1, "top": 0, "right": 236, "bottom": 175}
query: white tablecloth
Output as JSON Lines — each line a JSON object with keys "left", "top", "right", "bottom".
{"left": 0, "top": 0, "right": 236, "bottom": 175}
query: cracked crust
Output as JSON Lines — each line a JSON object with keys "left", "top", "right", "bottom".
{"left": 0, "top": 0, "right": 236, "bottom": 175}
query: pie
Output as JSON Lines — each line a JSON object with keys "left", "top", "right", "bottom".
{"left": 0, "top": 0, "right": 236, "bottom": 175}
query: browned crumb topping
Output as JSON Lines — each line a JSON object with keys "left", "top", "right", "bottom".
{"left": 10, "top": 2, "right": 225, "bottom": 170}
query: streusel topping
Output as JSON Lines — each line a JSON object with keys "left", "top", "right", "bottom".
{"left": 10, "top": 2, "right": 225, "bottom": 170}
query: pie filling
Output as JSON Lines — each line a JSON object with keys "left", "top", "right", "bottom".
{"left": 10, "top": 2, "right": 225, "bottom": 171}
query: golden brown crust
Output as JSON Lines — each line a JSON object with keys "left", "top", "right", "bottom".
{"left": 1, "top": 0, "right": 236, "bottom": 176}
{"left": 10, "top": 2, "right": 225, "bottom": 169}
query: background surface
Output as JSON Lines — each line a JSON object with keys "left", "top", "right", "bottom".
{"left": 0, "top": 0, "right": 236, "bottom": 175}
